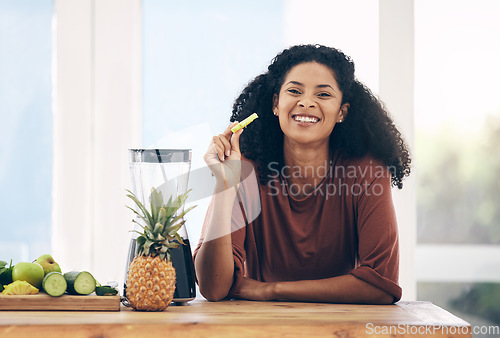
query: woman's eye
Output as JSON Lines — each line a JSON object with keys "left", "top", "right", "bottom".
{"left": 287, "top": 89, "right": 301, "bottom": 95}
{"left": 318, "top": 92, "right": 332, "bottom": 98}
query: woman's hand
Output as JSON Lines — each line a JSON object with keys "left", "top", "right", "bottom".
{"left": 238, "top": 275, "right": 394, "bottom": 304}
{"left": 203, "top": 122, "right": 244, "bottom": 190}
{"left": 238, "top": 277, "right": 276, "bottom": 301}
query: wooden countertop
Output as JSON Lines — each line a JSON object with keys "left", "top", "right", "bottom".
{"left": 0, "top": 299, "right": 471, "bottom": 337}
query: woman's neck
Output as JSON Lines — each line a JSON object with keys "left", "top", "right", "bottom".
{"left": 282, "top": 139, "right": 330, "bottom": 197}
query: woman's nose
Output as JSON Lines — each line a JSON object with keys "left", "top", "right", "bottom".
{"left": 298, "top": 98, "right": 316, "bottom": 108}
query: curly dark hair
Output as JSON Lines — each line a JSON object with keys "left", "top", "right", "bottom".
{"left": 230, "top": 44, "right": 411, "bottom": 189}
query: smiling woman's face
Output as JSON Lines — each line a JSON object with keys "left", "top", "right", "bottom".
{"left": 273, "top": 62, "right": 348, "bottom": 149}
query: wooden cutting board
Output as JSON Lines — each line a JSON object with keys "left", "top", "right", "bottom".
{"left": 0, "top": 294, "right": 121, "bottom": 311}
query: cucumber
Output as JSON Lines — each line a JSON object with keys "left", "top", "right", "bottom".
{"left": 63, "top": 271, "right": 96, "bottom": 295}
{"left": 95, "top": 286, "right": 118, "bottom": 296}
{"left": 42, "top": 272, "right": 67, "bottom": 297}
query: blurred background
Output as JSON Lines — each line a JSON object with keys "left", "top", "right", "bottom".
{"left": 0, "top": 0, "right": 499, "bottom": 334}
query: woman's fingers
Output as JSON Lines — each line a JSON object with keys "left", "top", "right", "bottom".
{"left": 214, "top": 122, "right": 240, "bottom": 161}
{"left": 204, "top": 121, "right": 243, "bottom": 165}
{"left": 230, "top": 129, "right": 243, "bottom": 154}
{"left": 212, "top": 135, "right": 226, "bottom": 162}
{"left": 203, "top": 122, "right": 245, "bottom": 190}
{"left": 212, "top": 133, "right": 233, "bottom": 161}
{"left": 219, "top": 134, "right": 232, "bottom": 157}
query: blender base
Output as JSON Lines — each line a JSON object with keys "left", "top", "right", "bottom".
{"left": 172, "top": 297, "right": 195, "bottom": 306}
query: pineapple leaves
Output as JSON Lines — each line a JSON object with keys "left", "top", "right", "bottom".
{"left": 126, "top": 190, "right": 154, "bottom": 228}
{"left": 125, "top": 205, "right": 150, "bottom": 226}
{"left": 150, "top": 187, "right": 164, "bottom": 225}
{"left": 144, "top": 239, "right": 154, "bottom": 252}
{"left": 131, "top": 219, "right": 154, "bottom": 239}
{"left": 125, "top": 188, "right": 196, "bottom": 259}
{"left": 136, "top": 235, "right": 146, "bottom": 246}
{"left": 167, "top": 222, "right": 183, "bottom": 237}
{"left": 164, "top": 241, "right": 180, "bottom": 249}
{"left": 167, "top": 205, "right": 196, "bottom": 229}
{"left": 153, "top": 222, "right": 164, "bottom": 235}
{"left": 174, "top": 232, "right": 185, "bottom": 245}
{"left": 163, "top": 191, "right": 189, "bottom": 220}
{"left": 158, "top": 207, "right": 167, "bottom": 226}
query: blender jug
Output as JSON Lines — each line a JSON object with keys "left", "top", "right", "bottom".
{"left": 125, "top": 149, "right": 196, "bottom": 305}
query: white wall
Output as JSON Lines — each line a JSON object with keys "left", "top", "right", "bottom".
{"left": 53, "top": 0, "right": 142, "bottom": 286}
{"left": 379, "top": 0, "right": 416, "bottom": 300}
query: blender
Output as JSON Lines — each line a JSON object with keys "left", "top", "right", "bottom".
{"left": 124, "top": 149, "right": 196, "bottom": 305}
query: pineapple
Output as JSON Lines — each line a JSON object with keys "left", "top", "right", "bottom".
{"left": 2, "top": 280, "right": 39, "bottom": 295}
{"left": 2, "top": 280, "right": 38, "bottom": 295}
{"left": 125, "top": 187, "right": 195, "bottom": 311}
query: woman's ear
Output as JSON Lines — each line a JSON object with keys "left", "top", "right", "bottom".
{"left": 340, "top": 103, "right": 349, "bottom": 121}
{"left": 272, "top": 94, "right": 279, "bottom": 115}
{"left": 337, "top": 103, "right": 349, "bottom": 123}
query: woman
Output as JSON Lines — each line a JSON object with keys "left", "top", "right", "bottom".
{"left": 194, "top": 44, "right": 411, "bottom": 304}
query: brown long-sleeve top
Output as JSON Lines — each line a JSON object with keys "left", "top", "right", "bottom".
{"left": 195, "top": 151, "right": 402, "bottom": 302}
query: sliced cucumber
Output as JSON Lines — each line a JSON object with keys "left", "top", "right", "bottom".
{"left": 63, "top": 271, "right": 96, "bottom": 295}
{"left": 42, "top": 271, "right": 67, "bottom": 297}
{"left": 95, "top": 286, "right": 118, "bottom": 296}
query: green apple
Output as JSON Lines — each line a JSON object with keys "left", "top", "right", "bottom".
{"left": 12, "top": 262, "right": 45, "bottom": 289}
{"left": 35, "top": 254, "right": 62, "bottom": 276}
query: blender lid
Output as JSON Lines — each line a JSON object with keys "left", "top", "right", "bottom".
{"left": 129, "top": 149, "right": 192, "bottom": 163}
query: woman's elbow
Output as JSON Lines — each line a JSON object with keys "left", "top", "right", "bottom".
{"left": 196, "top": 272, "right": 233, "bottom": 301}
{"left": 371, "top": 291, "right": 395, "bottom": 305}
{"left": 199, "top": 285, "right": 229, "bottom": 302}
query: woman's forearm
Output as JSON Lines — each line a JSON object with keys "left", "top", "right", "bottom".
{"left": 194, "top": 185, "right": 237, "bottom": 301}
{"left": 268, "top": 275, "right": 394, "bottom": 304}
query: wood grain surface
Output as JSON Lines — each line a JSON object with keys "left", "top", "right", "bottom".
{"left": 0, "top": 299, "right": 472, "bottom": 337}
{"left": 0, "top": 294, "right": 120, "bottom": 311}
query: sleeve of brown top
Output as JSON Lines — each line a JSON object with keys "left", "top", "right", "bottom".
{"left": 227, "top": 165, "right": 261, "bottom": 299}
{"left": 349, "top": 165, "right": 402, "bottom": 302}
{"left": 192, "top": 192, "right": 247, "bottom": 299}
{"left": 193, "top": 162, "right": 259, "bottom": 299}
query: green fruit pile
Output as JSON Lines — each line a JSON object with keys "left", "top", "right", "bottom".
{"left": 0, "top": 254, "right": 117, "bottom": 297}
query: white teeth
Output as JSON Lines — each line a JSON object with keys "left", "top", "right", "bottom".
{"left": 293, "top": 115, "right": 319, "bottom": 123}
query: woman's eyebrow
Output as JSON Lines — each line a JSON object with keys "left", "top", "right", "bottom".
{"left": 285, "top": 81, "right": 336, "bottom": 91}
{"left": 284, "top": 80, "right": 304, "bottom": 87}
{"left": 317, "top": 84, "right": 334, "bottom": 90}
